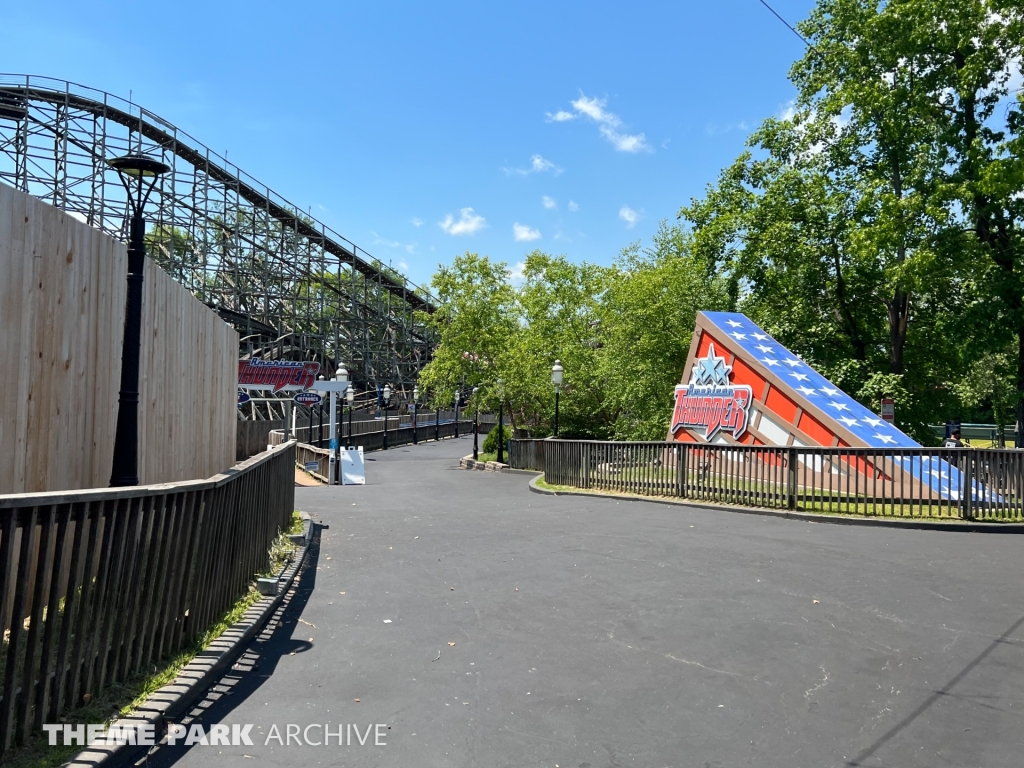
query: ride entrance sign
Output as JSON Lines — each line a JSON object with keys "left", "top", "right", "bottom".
{"left": 668, "top": 312, "right": 967, "bottom": 500}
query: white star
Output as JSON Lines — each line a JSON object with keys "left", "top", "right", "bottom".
{"left": 863, "top": 417, "right": 884, "bottom": 428}
{"left": 797, "top": 386, "right": 817, "bottom": 397}
{"left": 755, "top": 344, "right": 774, "bottom": 354}
{"left": 752, "top": 333, "right": 769, "bottom": 341}
{"left": 788, "top": 372, "right": 809, "bottom": 382}
{"left": 873, "top": 433, "right": 895, "bottom": 444}
{"left": 827, "top": 400, "right": 849, "bottom": 411}
{"left": 761, "top": 358, "right": 780, "bottom": 367}
{"left": 783, "top": 358, "right": 802, "bottom": 368}
{"left": 820, "top": 386, "right": 839, "bottom": 396}
{"left": 838, "top": 416, "right": 860, "bottom": 426}
{"left": 730, "top": 332, "right": 747, "bottom": 340}
{"left": 725, "top": 319, "right": 743, "bottom": 328}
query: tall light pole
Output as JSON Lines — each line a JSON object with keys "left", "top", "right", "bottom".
{"left": 329, "top": 365, "right": 348, "bottom": 484}
{"left": 497, "top": 377, "right": 505, "bottom": 464}
{"left": 435, "top": 392, "right": 440, "bottom": 442}
{"left": 413, "top": 384, "right": 419, "bottom": 445}
{"left": 346, "top": 386, "right": 355, "bottom": 445}
{"left": 472, "top": 386, "right": 479, "bottom": 460}
{"left": 382, "top": 384, "right": 392, "bottom": 450}
{"left": 454, "top": 391, "right": 460, "bottom": 438}
{"left": 552, "top": 359, "right": 564, "bottom": 438}
{"left": 108, "top": 153, "right": 170, "bottom": 487}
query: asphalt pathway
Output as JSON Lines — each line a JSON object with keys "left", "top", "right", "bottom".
{"left": 146, "top": 436, "right": 1024, "bottom": 767}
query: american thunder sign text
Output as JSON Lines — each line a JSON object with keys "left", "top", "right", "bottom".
{"left": 671, "top": 343, "right": 753, "bottom": 441}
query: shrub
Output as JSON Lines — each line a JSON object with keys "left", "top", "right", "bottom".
{"left": 482, "top": 424, "right": 513, "bottom": 454}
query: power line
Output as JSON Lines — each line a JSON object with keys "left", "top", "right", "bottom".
{"left": 756, "top": 0, "right": 813, "bottom": 49}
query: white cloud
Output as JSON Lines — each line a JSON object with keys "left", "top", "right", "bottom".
{"left": 410, "top": 217, "right": 423, "bottom": 227}
{"left": 405, "top": 243, "right": 416, "bottom": 254}
{"left": 550, "top": 93, "right": 651, "bottom": 153}
{"left": 545, "top": 110, "right": 576, "bottom": 122}
{"left": 568, "top": 200, "right": 579, "bottom": 212}
{"left": 619, "top": 205, "right": 642, "bottom": 229}
{"left": 508, "top": 260, "right": 527, "bottom": 284}
{"left": 398, "top": 260, "right": 409, "bottom": 271}
{"left": 778, "top": 99, "right": 797, "bottom": 121}
{"left": 502, "top": 154, "right": 561, "bottom": 176}
{"left": 371, "top": 231, "right": 400, "bottom": 248}
{"left": 439, "top": 208, "right": 487, "bottom": 236}
{"left": 542, "top": 195, "right": 557, "bottom": 210}
{"left": 513, "top": 222, "right": 542, "bottom": 242}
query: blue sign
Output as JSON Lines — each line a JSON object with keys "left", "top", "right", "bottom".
{"left": 293, "top": 392, "right": 323, "bottom": 406}
{"left": 329, "top": 437, "right": 339, "bottom": 450}
{"left": 237, "top": 391, "right": 250, "bottom": 405}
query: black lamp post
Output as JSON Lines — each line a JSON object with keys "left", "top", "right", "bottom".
{"left": 454, "top": 391, "right": 460, "bottom": 438}
{"left": 552, "top": 359, "right": 563, "bottom": 438}
{"left": 496, "top": 378, "right": 505, "bottom": 465}
{"left": 108, "top": 153, "right": 170, "bottom": 487}
{"left": 472, "top": 387, "right": 479, "bottom": 460}
{"left": 435, "top": 395, "right": 440, "bottom": 442}
{"left": 412, "top": 384, "right": 419, "bottom": 445}
{"left": 382, "top": 384, "right": 392, "bottom": 450}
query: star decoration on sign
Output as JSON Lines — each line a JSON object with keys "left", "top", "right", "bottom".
{"left": 761, "top": 358, "right": 780, "bottom": 367}
{"left": 783, "top": 358, "right": 802, "bottom": 368}
{"left": 752, "top": 333, "right": 769, "bottom": 341}
{"left": 863, "top": 417, "right": 884, "bottom": 428}
{"left": 837, "top": 416, "right": 860, "bottom": 426}
{"left": 827, "top": 401, "right": 850, "bottom": 411}
{"left": 788, "top": 372, "right": 810, "bottom": 382}
{"left": 873, "top": 434, "right": 896, "bottom": 444}
{"left": 691, "top": 343, "right": 732, "bottom": 386}
{"left": 725, "top": 319, "right": 744, "bottom": 328}
{"left": 755, "top": 345, "right": 774, "bottom": 354}
{"left": 731, "top": 332, "right": 747, "bottom": 340}
{"left": 820, "top": 386, "right": 839, "bottom": 396}
{"left": 797, "top": 386, "right": 817, "bottom": 397}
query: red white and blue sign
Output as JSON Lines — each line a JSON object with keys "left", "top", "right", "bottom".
{"left": 293, "top": 392, "right": 323, "bottom": 406}
{"left": 669, "top": 311, "right": 982, "bottom": 501}
{"left": 672, "top": 343, "right": 753, "bottom": 440}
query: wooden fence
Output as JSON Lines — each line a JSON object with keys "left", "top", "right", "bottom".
{"left": 0, "top": 442, "right": 296, "bottom": 755}
{"left": 0, "top": 182, "right": 237, "bottom": 493}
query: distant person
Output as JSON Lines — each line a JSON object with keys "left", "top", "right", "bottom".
{"left": 944, "top": 429, "right": 964, "bottom": 448}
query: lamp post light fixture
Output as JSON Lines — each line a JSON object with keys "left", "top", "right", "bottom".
{"left": 108, "top": 153, "right": 170, "bottom": 487}
{"left": 472, "top": 386, "right": 480, "bottom": 460}
{"left": 382, "top": 384, "right": 392, "bottom": 450}
{"left": 413, "top": 384, "right": 419, "bottom": 445}
{"left": 496, "top": 377, "right": 505, "bottom": 465}
{"left": 551, "top": 359, "right": 564, "bottom": 438}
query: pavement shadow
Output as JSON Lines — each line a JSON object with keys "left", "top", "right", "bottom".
{"left": 142, "top": 524, "right": 324, "bottom": 767}
{"left": 847, "top": 613, "right": 1024, "bottom": 766}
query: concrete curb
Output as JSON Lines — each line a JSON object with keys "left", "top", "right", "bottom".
{"left": 526, "top": 475, "right": 1024, "bottom": 533}
{"left": 67, "top": 516, "right": 316, "bottom": 768}
{"left": 460, "top": 455, "right": 541, "bottom": 475}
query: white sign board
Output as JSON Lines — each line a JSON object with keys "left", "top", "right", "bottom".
{"left": 880, "top": 398, "right": 895, "bottom": 423}
{"left": 340, "top": 446, "right": 365, "bottom": 485}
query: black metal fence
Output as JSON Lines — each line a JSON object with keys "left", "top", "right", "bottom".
{"left": 0, "top": 442, "right": 296, "bottom": 754}
{"left": 512, "top": 439, "right": 1024, "bottom": 521}
{"left": 294, "top": 421, "right": 475, "bottom": 480}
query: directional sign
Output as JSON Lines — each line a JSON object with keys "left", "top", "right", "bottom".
{"left": 880, "top": 398, "right": 895, "bottom": 423}
{"left": 293, "top": 392, "right": 322, "bottom": 406}
{"left": 237, "top": 391, "right": 251, "bottom": 406}
{"left": 304, "top": 461, "right": 320, "bottom": 471}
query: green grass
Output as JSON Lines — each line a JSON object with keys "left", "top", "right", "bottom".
{"left": 535, "top": 474, "right": 1017, "bottom": 522}
{"left": 473, "top": 451, "right": 499, "bottom": 463}
{"left": 1, "top": 511, "right": 305, "bottom": 768}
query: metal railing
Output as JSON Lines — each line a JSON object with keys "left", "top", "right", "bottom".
{"left": 294, "top": 421, "right": 475, "bottom": 481}
{"left": 0, "top": 443, "right": 296, "bottom": 754}
{"left": 512, "top": 439, "right": 1024, "bottom": 521}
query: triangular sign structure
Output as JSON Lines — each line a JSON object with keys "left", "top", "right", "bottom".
{"left": 668, "top": 312, "right": 968, "bottom": 500}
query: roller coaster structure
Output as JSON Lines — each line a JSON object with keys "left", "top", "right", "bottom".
{"left": 0, "top": 74, "right": 436, "bottom": 398}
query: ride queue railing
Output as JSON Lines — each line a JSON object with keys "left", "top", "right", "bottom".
{"left": 0, "top": 442, "right": 296, "bottom": 754}
{"left": 512, "top": 439, "right": 1024, "bottom": 521}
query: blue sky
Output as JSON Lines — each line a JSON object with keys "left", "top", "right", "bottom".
{"left": 2, "top": 0, "right": 817, "bottom": 291}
